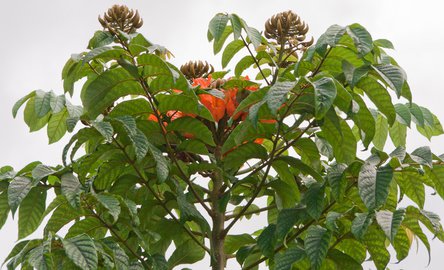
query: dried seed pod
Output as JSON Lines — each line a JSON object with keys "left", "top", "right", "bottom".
{"left": 99, "top": 5, "right": 143, "bottom": 34}
{"left": 180, "top": 60, "right": 214, "bottom": 80}
{"left": 264, "top": 10, "right": 310, "bottom": 46}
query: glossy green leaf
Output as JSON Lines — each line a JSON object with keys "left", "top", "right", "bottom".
{"left": 61, "top": 173, "right": 82, "bottom": 208}
{"left": 351, "top": 212, "right": 373, "bottom": 239}
{"left": 346, "top": 23, "right": 373, "bottom": 56}
{"left": 208, "top": 14, "right": 229, "bottom": 41}
{"left": 18, "top": 188, "right": 46, "bottom": 239}
{"left": 8, "top": 176, "right": 34, "bottom": 216}
{"left": 304, "top": 183, "right": 325, "bottom": 220}
{"left": 257, "top": 224, "right": 276, "bottom": 257}
{"left": 373, "top": 113, "right": 388, "bottom": 150}
{"left": 410, "top": 146, "right": 432, "bottom": 167}
{"left": 34, "top": 91, "right": 52, "bottom": 118}
{"left": 275, "top": 246, "right": 306, "bottom": 270}
{"left": 222, "top": 39, "right": 244, "bottom": 68}
{"left": 62, "top": 234, "right": 98, "bottom": 270}
{"left": 96, "top": 194, "right": 121, "bottom": 222}
{"left": 266, "top": 81, "right": 296, "bottom": 115}
{"left": 305, "top": 225, "right": 332, "bottom": 270}
{"left": 394, "top": 170, "right": 425, "bottom": 208}
{"left": 47, "top": 108, "right": 68, "bottom": 144}
{"left": 311, "top": 77, "right": 337, "bottom": 119}
{"left": 373, "top": 65, "right": 406, "bottom": 97}
{"left": 363, "top": 226, "right": 390, "bottom": 270}
{"left": 167, "top": 239, "right": 205, "bottom": 268}
{"left": 358, "top": 164, "right": 393, "bottom": 210}
{"left": 167, "top": 116, "right": 215, "bottom": 146}
{"left": 376, "top": 209, "right": 406, "bottom": 242}
{"left": 81, "top": 68, "right": 144, "bottom": 119}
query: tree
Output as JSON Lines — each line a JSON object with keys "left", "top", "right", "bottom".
{"left": 1, "top": 4, "right": 444, "bottom": 269}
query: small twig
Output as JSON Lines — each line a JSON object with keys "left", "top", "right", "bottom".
{"left": 240, "top": 35, "right": 270, "bottom": 85}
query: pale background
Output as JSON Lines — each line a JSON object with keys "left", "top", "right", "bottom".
{"left": 1, "top": 1, "right": 444, "bottom": 269}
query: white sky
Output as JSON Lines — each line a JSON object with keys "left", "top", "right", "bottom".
{"left": 1, "top": 0, "right": 444, "bottom": 269}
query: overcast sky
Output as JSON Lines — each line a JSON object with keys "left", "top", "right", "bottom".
{"left": 1, "top": 1, "right": 444, "bottom": 269}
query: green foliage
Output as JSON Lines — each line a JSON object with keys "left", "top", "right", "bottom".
{"left": 2, "top": 6, "right": 444, "bottom": 270}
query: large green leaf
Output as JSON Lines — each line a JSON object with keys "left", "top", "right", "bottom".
{"left": 81, "top": 68, "right": 144, "bottom": 118}
{"left": 157, "top": 93, "right": 213, "bottom": 121}
{"left": 47, "top": 108, "right": 68, "bottom": 144}
{"left": 224, "top": 234, "right": 255, "bottom": 254}
{"left": 95, "top": 194, "right": 121, "bottom": 222}
{"left": 372, "top": 113, "right": 388, "bottom": 150}
{"left": 357, "top": 77, "right": 396, "bottom": 125}
{"left": 18, "top": 188, "right": 46, "bottom": 239}
{"left": 304, "top": 183, "right": 325, "bottom": 220}
{"left": 167, "top": 116, "right": 215, "bottom": 146}
{"left": 257, "top": 224, "right": 276, "bottom": 257}
{"left": 389, "top": 120, "right": 407, "bottom": 147}
{"left": 8, "top": 176, "right": 35, "bottom": 216}
{"left": 115, "top": 116, "right": 149, "bottom": 161}
{"left": 0, "top": 191, "right": 10, "bottom": 230}
{"left": 425, "top": 165, "right": 444, "bottom": 200}
{"left": 208, "top": 13, "right": 229, "bottom": 42}
{"left": 394, "top": 170, "right": 425, "bottom": 208}
{"left": 24, "top": 97, "right": 50, "bottom": 132}
{"left": 266, "top": 81, "right": 296, "bottom": 115}
{"left": 275, "top": 246, "right": 306, "bottom": 270}
{"left": 372, "top": 65, "right": 406, "bottom": 98}
{"left": 12, "top": 91, "right": 36, "bottom": 118}
{"left": 45, "top": 201, "right": 84, "bottom": 233}
{"left": 358, "top": 164, "right": 393, "bottom": 210}
{"left": 275, "top": 207, "right": 305, "bottom": 240}
{"left": 351, "top": 212, "right": 373, "bottom": 239}
{"left": 376, "top": 209, "right": 406, "bottom": 242}
{"left": 346, "top": 23, "right": 373, "bottom": 56}
{"left": 363, "top": 226, "right": 390, "bottom": 270}
{"left": 34, "top": 91, "right": 52, "bottom": 118}
{"left": 61, "top": 173, "right": 82, "bottom": 208}
{"left": 65, "top": 218, "right": 104, "bottom": 239}
{"left": 167, "top": 239, "right": 205, "bottom": 268}
{"left": 222, "top": 39, "right": 244, "bottom": 68}
{"left": 311, "top": 77, "right": 337, "bottom": 119}
{"left": 410, "top": 146, "right": 432, "bottom": 167}
{"left": 223, "top": 143, "right": 267, "bottom": 171}
{"left": 304, "top": 225, "right": 332, "bottom": 270}
{"left": 62, "top": 234, "right": 98, "bottom": 270}
{"left": 327, "top": 163, "right": 347, "bottom": 201}
{"left": 351, "top": 93, "right": 375, "bottom": 147}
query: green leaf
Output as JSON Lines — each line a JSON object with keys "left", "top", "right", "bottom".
{"left": 235, "top": 56, "right": 255, "bottom": 77}
{"left": 224, "top": 234, "right": 255, "bottom": 254}
{"left": 357, "top": 77, "right": 396, "bottom": 125}
{"left": 24, "top": 97, "right": 51, "bottom": 132}
{"left": 276, "top": 156, "right": 324, "bottom": 182}
{"left": 12, "top": 91, "right": 36, "bottom": 118}
{"left": 62, "top": 234, "right": 98, "bottom": 270}
{"left": 363, "top": 226, "right": 390, "bottom": 270}
{"left": 376, "top": 209, "right": 406, "bottom": 242}
{"left": 257, "top": 224, "right": 276, "bottom": 257}
{"left": 266, "top": 81, "right": 296, "bottom": 115}
{"left": 0, "top": 191, "right": 10, "bottom": 230}
{"left": 373, "top": 113, "right": 388, "bottom": 150}
{"left": 346, "top": 23, "right": 373, "bottom": 56}
{"left": 392, "top": 226, "right": 411, "bottom": 261}
{"left": 374, "top": 39, "right": 394, "bottom": 49}
{"left": 61, "top": 173, "right": 82, "bottom": 208}
{"left": 304, "top": 183, "right": 325, "bottom": 220}
{"left": 425, "top": 165, "right": 444, "bottom": 200}
{"left": 115, "top": 116, "right": 149, "bottom": 161}
{"left": 27, "top": 245, "right": 53, "bottom": 270}
{"left": 32, "top": 164, "right": 56, "bottom": 181}
{"left": 311, "top": 77, "right": 337, "bottom": 119}
{"left": 351, "top": 212, "right": 373, "bottom": 239}
{"left": 83, "top": 46, "right": 125, "bottom": 64}
{"left": 18, "top": 188, "right": 46, "bottom": 239}
{"left": 318, "top": 24, "right": 345, "bottom": 48}
{"left": 34, "top": 91, "right": 52, "bottom": 118}
{"left": 275, "top": 207, "right": 305, "bottom": 240}
{"left": 88, "top": 30, "right": 114, "bottom": 49}
{"left": 81, "top": 68, "right": 144, "bottom": 119}
{"left": 101, "top": 239, "right": 130, "bottom": 270}
{"left": 394, "top": 103, "right": 411, "bottom": 127}
{"left": 49, "top": 93, "right": 66, "bottom": 114}
{"left": 409, "top": 103, "right": 424, "bottom": 127}
{"left": 358, "top": 164, "right": 393, "bottom": 210}
{"left": 305, "top": 225, "right": 332, "bottom": 270}
{"left": 47, "top": 108, "right": 68, "bottom": 144}
{"left": 244, "top": 26, "right": 262, "bottom": 49}
{"left": 222, "top": 39, "right": 244, "bottom": 68}
{"left": 167, "top": 116, "right": 215, "bottom": 146}
{"left": 223, "top": 143, "right": 267, "bottom": 171}
{"left": 351, "top": 93, "right": 375, "bottom": 147}
{"left": 410, "top": 146, "right": 432, "bottom": 167}
{"left": 109, "top": 98, "right": 152, "bottom": 117}
{"left": 45, "top": 200, "right": 84, "bottom": 233}
{"left": 167, "top": 239, "right": 205, "bottom": 268}
{"left": 394, "top": 170, "right": 425, "bottom": 208}
{"left": 229, "top": 14, "right": 243, "bottom": 40}
{"left": 213, "top": 26, "right": 233, "bottom": 54}
{"left": 373, "top": 65, "right": 406, "bottom": 98}
{"left": 208, "top": 13, "right": 229, "bottom": 41}
{"left": 92, "top": 121, "right": 114, "bottom": 143}
{"left": 157, "top": 93, "right": 213, "bottom": 121}
{"left": 65, "top": 217, "right": 103, "bottom": 239}
{"left": 327, "top": 163, "right": 347, "bottom": 202}
{"left": 96, "top": 194, "right": 121, "bottom": 222}
{"left": 8, "top": 176, "right": 34, "bottom": 216}
{"left": 275, "top": 246, "right": 306, "bottom": 270}
{"left": 389, "top": 120, "right": 407, "bottom": 147}
{"left": 328, "top": 249, "right": 363, "bottom": 270}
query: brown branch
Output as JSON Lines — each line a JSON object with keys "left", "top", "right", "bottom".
{"left": 240, "top": 35, "right": 270, "bottom": 85}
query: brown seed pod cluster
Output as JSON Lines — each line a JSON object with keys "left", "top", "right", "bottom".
{"left": 180, "top": 61, "right": 214, "bottom": 80}
{"left": 209, "top": 78, "right": 227, "bottom": 89}
{"left": 264, "top": 10, "right": 312, "bottom": 47}
{"left": 98, "top": 5, "right": 143, "bottom": 34}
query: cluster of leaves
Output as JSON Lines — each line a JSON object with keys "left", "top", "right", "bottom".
{"left": 1, "top": 8, "right": 444, "bottom": 270}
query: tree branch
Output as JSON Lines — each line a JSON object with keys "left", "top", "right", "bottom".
{"left": 240, "top": 35, "right": 270, "bottom": 85}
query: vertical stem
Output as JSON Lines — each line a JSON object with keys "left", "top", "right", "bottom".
{"left": 210, "top": 145, "right": 226, "bottom": 270}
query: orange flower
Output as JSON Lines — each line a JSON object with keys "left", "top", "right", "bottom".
{"left": 199, "top": 93, "right": 226, "bottom": 122}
